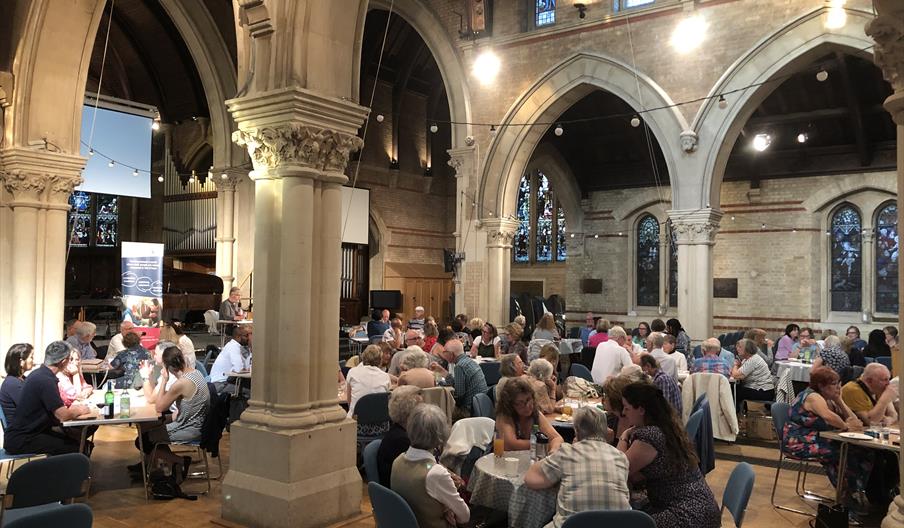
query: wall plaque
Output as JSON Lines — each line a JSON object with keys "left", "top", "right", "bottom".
{"left": 713, "top": 278, "right": 738, "bottom": 298}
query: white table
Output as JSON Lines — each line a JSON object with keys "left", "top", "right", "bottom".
{"left": 774, "top": 360, "right": 813, "bottom": 383}
{"left": 227, "top": 370, "right": 252, "bottom": 398}
{"left": 62, "top": 389, "right": 162, "bottom": 499}
{"left": 822, "top": 429, "right": 900, "bottom": 504}
{"left": 467, "top": 451, "right": 557, "bottom": 528}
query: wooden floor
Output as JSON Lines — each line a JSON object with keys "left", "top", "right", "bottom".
{"left": 48, "top": 425, "right": 888, "bottom": 528}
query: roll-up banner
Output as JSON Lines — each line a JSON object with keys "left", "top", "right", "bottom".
{"left": 121, "top": 242, "right": 164, "bottom": 337}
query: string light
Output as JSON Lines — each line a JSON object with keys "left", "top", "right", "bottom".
{"left": 157, "top": 175, "right": 164, "bottom": 183}
{"left": 489, "top": 125, "right": 497, "bottom": 136}
{"left": 132, "top": 169, "right": 139, "bottom": 176}
{"left": 108, "top": 160, "right": 115, "bottom": 167}
{"left": 718, "top": 95, "right": 727, "bottom": 109}
{"left": 376, "top": 114, "right": 384, "bottom": 123}
{"left": 630, "top": 116, "right": 641, "bottom": 128}
{"left": 797, "top": 133, "right": 807, "bottom": 143}
{"left": 816, "top": 70, "right": 829, "bottom": 82}
{"left": 430, "top": 123, "right": 438, "bottom": 133}
{"left": 554, "top": 124, "right": 564, "bottom": 136}
{"left": 89, "top": 148, "right": 95, "bottom": 156}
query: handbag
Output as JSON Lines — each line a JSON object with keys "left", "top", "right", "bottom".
{"left": 810, "top": 502, "right": 847, "bottom": 528}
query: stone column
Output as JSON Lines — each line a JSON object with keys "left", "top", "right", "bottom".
{"left": 223, "top": 87, "right": 367, "bottom": 528}
{"left": 0, "top": 148, "right": 84, "bottom": 361}
{"left": 668, "top": 208, "right": 722, "bottom": 343}
{"left": 482, "top": 217, "right": 520, "bottom": 327}
{"left": 861, "top": 230, "right": 875, "bottom": 321}
{"left": 866, "top": 4, "right": 904, "bottom": 526}
{"left": 659, "top": 232, "right": 671, "bottom": 316}
{"left": 212, "top": 167, "right": 246, "bottom": 297}
{"left": 448, "top": 145, "right": 479, "bottom": 317}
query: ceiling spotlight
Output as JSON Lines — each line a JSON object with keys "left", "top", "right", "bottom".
{"left": 430, "top": 123, "right": 439, "bottom": 133}
{"left": 718, "top": 95, "right": 727, "bottom": 109}
{"left": 376, "top": 114, "right": 384, "bottom": 123}
{"left": 108, "top": 160, "right": 115, "bottom": 167}
{"left": 797, "top": 133, "right": 807, "bottom": 143}
{"left": 816, "top": 69, "right": 829, "bottom": 82}
{"left": 752, "top": 133, "right": 772, "bottom": 152}
{"left": 472, "top": 49, "right": 501, "bottom": 85}
{"left": 670, "top": 15, "right": 708, "bottom": 54}
{"left": 630, "top": 116, "right": 641, "bottom": 128}
{"left": 761, "top": 223, "right": 766, "bottom": 229}
{"left": 618, "top": 232, "right": 623, "bottom": 236}
{"left": 554, "top": 124, "right": 564, "bottom": 136}
{"left": 157, "top": 175, "right": 164, "bottom": 183}
{"left": 132, "top": 169, "right": 139, "bottom": 176}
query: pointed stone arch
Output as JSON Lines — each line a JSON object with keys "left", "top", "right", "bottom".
{"left": 691, "top": 6, "right": 877, "bottom": 210}
{"left": 479, "top": 52, "right": 687, "bottom": 220}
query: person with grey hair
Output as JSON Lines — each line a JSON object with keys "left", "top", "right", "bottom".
{"left": 524, "top": 406, "right": 630, "bottom": 527}
{"left": 645, "top": 332, "right": 677, "bottom": 380}
{"left": 731, "top": 338, "right": 775, "bottom": 413}
{"left": 691, "top": 337, "right": 731, "bottom": 377}
{"left": 590, "top": 325, "right": 634, "bottom": 384}
{"left": 397, "top": 348, "right": 436, "bottom": 389}
{"left": 108, "top": 320, "right": 136, "bottom": 356}
{"left": 66, "top": 320, "right": 97, "bottom": 360}
{"left": 377, "top": 386, "right": 423, "bottom": 487}
{"left": 4, "top": 341, "right": 91, "bottom": 455}
{"left": 220, "top": 287, "right": 246, "bottom": 322}
{"left": 345, "top": 344, "right": 391, "bottom": 418}
{"left": 813, "top": 334, "right": 851, "bottom": 377}
{"left": 431, "top": 339, "right": 487, "bottom": 418}
{"left": 495, "top": 353, "right": 525, "bottom": 401}
{"left": 527, "top": 358, "right": 558, "bottom": 414}
{"left": 391, "top": 404, "right": 469, "bottom": 527}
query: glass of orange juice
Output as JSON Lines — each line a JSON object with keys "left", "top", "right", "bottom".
{"left": 562, "top": 405, "right": 573, "bottom": 416}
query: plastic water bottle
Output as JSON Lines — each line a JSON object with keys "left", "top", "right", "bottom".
{"left": 530, "top": 424, "right": 539, "bottom": 461}
{"left": 120, "top": 390, "right": 130, "bottom": 419}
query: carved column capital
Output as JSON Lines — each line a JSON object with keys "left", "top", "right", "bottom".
{"left": 668, "top": 208, "right": 722, "bottom": 245}
{"left": 447, "top": 146, "right": 477, "bottom": 179}
{"left": 0, "top": 148, "right": 84, "bottom": 204}
{"left": 0, "top": 169, "right": 46, "bottom": 202}
{"left": 482, "top": 217, "right": 520, "bottom": 249}
{"left": 46, "top": 174, "right": 83, "bottom": 205}
{"left": 867, "top": 3, "right": 904, "bottom": 93}
{"left": 232, "top": 125, "right": 363, "bottom": 175}
{"left": 210, "top": 167, "right": 248, "bottom": 192}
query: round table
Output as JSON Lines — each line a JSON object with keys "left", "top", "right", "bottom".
{"left": 774, "top": 360, "right": 813, "bottom": 383}
{"left": 467, "top": 451, "right": 557, "bottom": 528}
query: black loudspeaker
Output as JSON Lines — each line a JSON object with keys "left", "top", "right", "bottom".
{"left": 443, "top": 249, "right": 455, "bottom": 273}
{"left": 370, "top": 290, "right": 402, "bottom": 310}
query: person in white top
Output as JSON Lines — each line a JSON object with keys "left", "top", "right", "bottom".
{"left": 209, "top": 326, "right": 252, "bottom": 392}
{"left": 346, "top": 345, "right": 392, "bottom": 417}
{"left": 159, "top": 323, "right": 196, "bottom": 369}
{"left": 662, "top": 334, "right": 689, "bottom": 382}
{"left": 391, "top": 404, "right": 469, "bottom": 527}
{"left": 107, "top": 321, "right": 136, "bottom": 356}
{"left": 382, "top": 318, "right": 404, "bottom": 349}
{"left": 590, "top": 326, "right": 635, "bottom": 384}
{"left": 646, "top": 332, "right": 678, "bottom": 380}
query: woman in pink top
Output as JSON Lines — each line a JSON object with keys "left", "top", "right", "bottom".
{"left": 57, "top": 348, "right": 93, "bottom": 406}
{"left": 588, "top": 319, "right": 610, "bottom": 348}
{"left": 775, "top": 323, "right": 800, "bottom": 361}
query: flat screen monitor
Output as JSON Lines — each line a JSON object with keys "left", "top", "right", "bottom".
{"left": 78, "top": 94, "right": 154, "bottom": 198}
{"left": 370, "top": 290, "right": 402, "bottom": 310}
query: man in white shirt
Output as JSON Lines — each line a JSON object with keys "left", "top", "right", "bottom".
{"left": 210, "top": 325, "right": 252, "bottom": 394}
{"left": 107, "top": 321, "right": 136, "bottom": 356}
{"left": 646, "top": 332, "right": 678, "bottom": 380}
{"left": 590, "top": 326, "right": 634, "bottom": 384}
{"left": 382, "top": 318, "right": 404, "bottom": 349}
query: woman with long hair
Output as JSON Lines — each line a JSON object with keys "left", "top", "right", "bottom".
{"left": 665, "top": 318, "right": 690, "bottom": 359}
{"left": 618, "top": 383, "right": 721, "bottom": 528}
{"left": 865, "top": 328, "right": 891, "bottom": 358}
{"left": 776, "top": 323, "right": 800, "bottom": 360}
{"left": 495, "top": 377, "right": 562, "bottom": 452}
{"left": 57, "top": 347, "right": 93, "bottom": 406}
{"left": 632, "top": 321, "right": 650, "bottom": 348}
{"left": 159, "top": 322, "right": 196, "bottom": 368}
{"left": 532, "top": 313, "right": 559, "bottom": 342}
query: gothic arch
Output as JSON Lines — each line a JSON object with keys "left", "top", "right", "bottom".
{"left": 802, "top": 172, "right": 897, "bottom": 213}
{"left": 523, "top": 142, "right": 583, "bottom": 236}
{"left": 367, "top": 0, "right": 473, "bottom": 148}
{"left": 479, "top": 52, "right": 688, "bottom": 220}
{"left": 613, "top": 190, "right": 673, "bottom": 222}
{"left": 692, "top": 6, "right": 876, "bottom": 211}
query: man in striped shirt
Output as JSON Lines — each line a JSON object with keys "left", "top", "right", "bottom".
{"left": 640, "top": 355, "right": 682, "bottom": 416}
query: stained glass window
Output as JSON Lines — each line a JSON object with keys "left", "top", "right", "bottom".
{"left": 637, "top": 215, "right": 660, "bottom": 307}
{"left": 614, "top": 0, "right": 655, "bottom": 11}
{"left": 68, "top": 191, "right": 118, "bottom": 248}
{"left": 668, "top": 221, "right": 678, "bottom": 307}
{"left": 68, "top": 191, "right": 92, "bottom": 247}
{"left": 536, "top": 173, "right": 553, "bottom": 262}
{"left": 514, "top": 175, "right": 531, "bottom": 263}
{"left": 536, "top": 0, "right": 555, "bottom": 27}
{"left": 830, "top": 205, "right": 862, "bottom": 312}
{"left": 875, "top": 202, "right": 898, "bottom": 314}
{"left": 556, "top": 205, "right": 567, "bottom": 261}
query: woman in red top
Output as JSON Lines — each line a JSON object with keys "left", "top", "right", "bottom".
{"left": 422, "top": 321, "right": 438, "bottom": 352}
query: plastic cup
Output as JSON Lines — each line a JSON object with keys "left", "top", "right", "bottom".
{"left": 504, "top": 457, "right": 519, "bottom": 477}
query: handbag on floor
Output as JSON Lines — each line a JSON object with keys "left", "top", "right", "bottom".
{"left": 810, "top": 502, "right": 847, "bottom": 528}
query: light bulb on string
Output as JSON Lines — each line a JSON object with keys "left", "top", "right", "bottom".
{"left": 630, "top": 115, "right": 641, "bottom": 128}
{"left": 761, "top": 223, "right": 766, "bottom": 230}
{"left": 221, "top": 173, "right": 228, "bottom": 180}
{"left": 151, "top": 120, "right": 160, "bottom": 131}
{"left": 816, "top": 70, "right": 829, "bottom": 82}
{"left": 132, "top": 169, "right": 139, "bottom": 176}
{"left": 430, "top": 123, "right": 438, "bottom": 134}
{"left": 554, "top": 124, "right": 564, "bottom": 136}
{"left": 489, "top": 125, "right": 497, "bottom": 136}
{"left": 108, "top": 160, "right": 114, "bottom": 167}
{"left": 797, "top": 133, "right": 807, "bottom": 143}
{"left": 157, "top": 175, "right": 164, "bottom": 183}
{"left": 718, "top": 95, "right": 727, "bottom": 109}
{"left": 376, "top": 114, "right": 384, "bottom": 123}
{"left": 594, "top": 234, "right": 599, "bottom": 239}
{"left": 89, "top": 148, "right": 95, "bottom": 156}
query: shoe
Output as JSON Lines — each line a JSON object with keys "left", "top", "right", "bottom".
{"left": 847, "top": 511, "right": 863, "bottom": 526}
{"left": 851, "top": 490, "right": 870, "bottom": 516}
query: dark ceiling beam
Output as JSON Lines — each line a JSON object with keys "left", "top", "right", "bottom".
{"left": 745, "top": 104, "right": 887, "bottom": 128}
{"left": 390, "top": 45, "right": 427, "bottom": 162}
{"left": 834, "top": 52, "right": 871, "bottom": 166}
{"left": 108, "top": 11, "right": 168, "bottom": 116}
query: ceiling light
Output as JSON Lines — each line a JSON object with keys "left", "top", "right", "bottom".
{"left": 554, "top": 124, "right": 564, "bottom": 136}
{"left": 825, "top": 6, "right": 847, "bottom": 29}
{"left": 489, "top": 125, "right": 497, "bottom": 136}
{"left": 108, "top": 160, "right": 114, "bottom": 167}
{"left": 430, "top": 123, "right": 439, "bottom": 133}
{"left": 752, "top": 133, "right": 771, "bottom": 152}
{"left": 797, "top": 133, "right": 807, "bottom": 143}
{"left": 157, "top": 175, "right": 164, "bottom": 183}
{"left": 151, "top": 120, "right": 160, "bottom": 131}
{"left": 132, "top": 169, "right": 139, "bottom": 176}
{"left": 472, "top": 49, "right": 501, "bottom": 85}
{"left": 670, "top": 15, "right": 707, "bottom": 54}
{"left": 816, "top": 69, "right": 829, "bottom": 82}
{"left": 89, "top": 148, "right": 95, "bottom": 156}
{"left": 376, "top": 114, "right": 384, "bottom": 123}
{"left": 221, "top": 173, "right": 229, "bottom": 180}
{"left": 594, "top": 234, "right": 599, "bottom": 239}
{"left": 630, "top": 116, "right": 641, "bottom": 128}
{"left": 718, "top": 95, "right": 727, "bottom": 109}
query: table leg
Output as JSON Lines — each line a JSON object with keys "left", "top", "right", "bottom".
{"left": 136, "top": 423, "right": 149, "bottom": 501}
{"left": 78, "top": 426, "right": 89, "bottom": 455}
{"left": 835, "top": 440, "right": 848, "bottom": 505}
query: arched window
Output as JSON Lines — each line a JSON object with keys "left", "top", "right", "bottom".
{"left": 513, "top": 171, "right": 566, "bottom": 263}
{"left": 875, "top": 202, "right": 898, "bottom": 314}
{"left": 829, "top": 205, "right": 862, "bottom": 312}
{"left": 636, "top": 215, "right": 660, "bottom": 307}
{"left": 67, "top": 191, "right": 119, "bottom": 248}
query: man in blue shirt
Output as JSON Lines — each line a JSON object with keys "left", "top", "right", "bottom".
{"left": 4, "top": 341, "right": 91, "bottom": 455}
{"left": 65, "top": 321, "right": 97, "bottom": 360}
{"left": 367, "top": 309, "right": 391, "bottom": 338}
{"left": 431, "top": 339, "right": 487, "bottom": 419}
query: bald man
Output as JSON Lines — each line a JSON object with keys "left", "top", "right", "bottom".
{"left": 108, "top": 321, "right": 137, "bottom": 356}
{"left": 842, "top": 363, "right": 898, "bottom": 425}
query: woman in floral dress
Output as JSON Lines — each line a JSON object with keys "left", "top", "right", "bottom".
{"left": 784, "top": 366, "right": 873, "bottom": 510}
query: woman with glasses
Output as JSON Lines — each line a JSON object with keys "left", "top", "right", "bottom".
{"left": 845, "top": 326, "right": 867, "bottom": 353}
{"left": 495, "top": 377, "right": 562, "bottom": 452}
{"left": 470, "top": 322, "right": 501, "bottom": 359}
